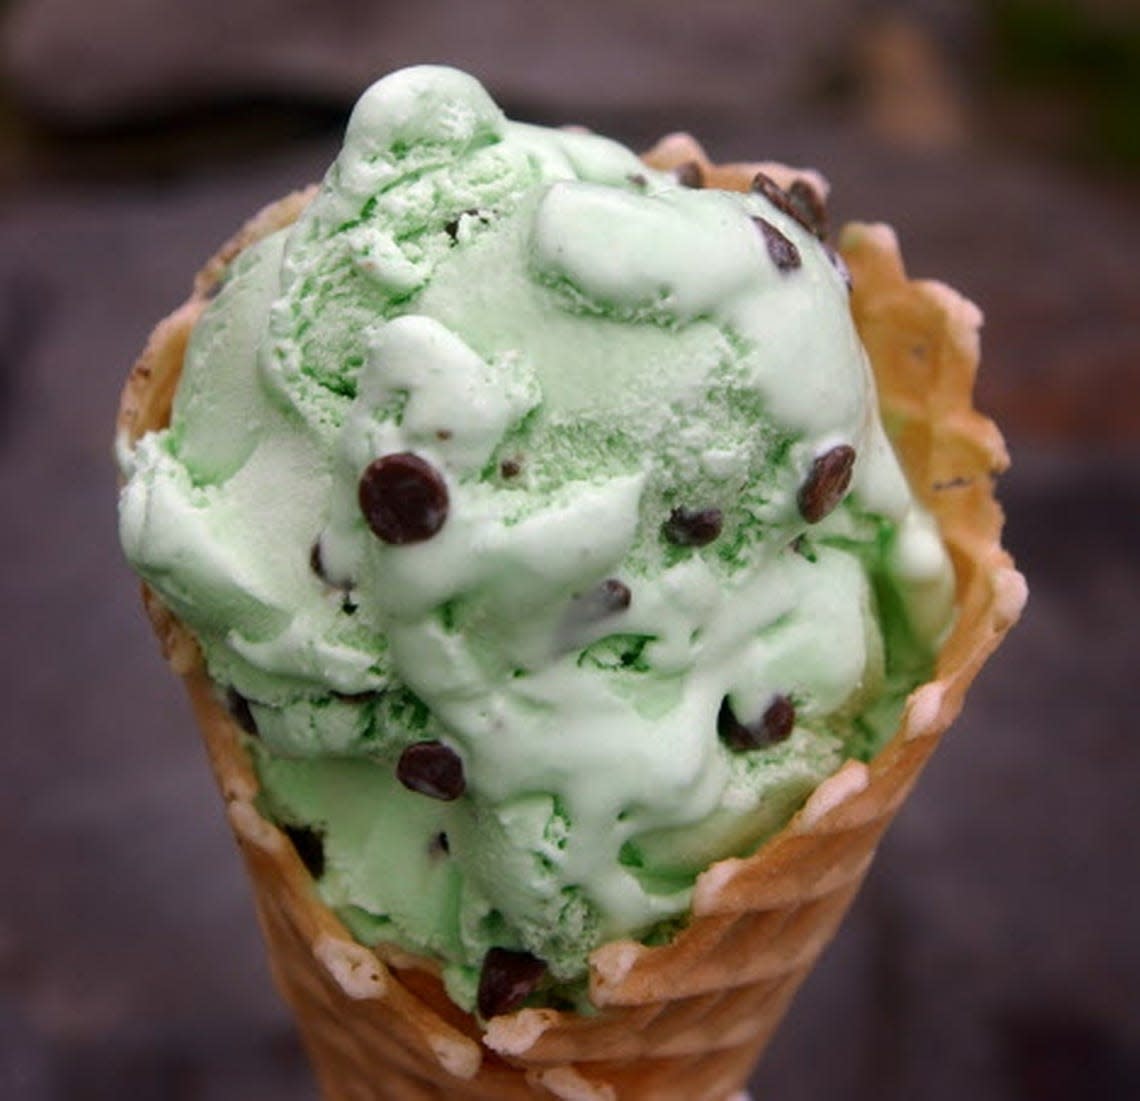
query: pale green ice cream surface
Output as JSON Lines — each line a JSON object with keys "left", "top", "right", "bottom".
{"left": 118, "top": 66, "right": 955, "bottom": 1013}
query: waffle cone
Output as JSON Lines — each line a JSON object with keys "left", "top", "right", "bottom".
{"left": 117, "top": 137, "right": 1025, "bottom": 1100}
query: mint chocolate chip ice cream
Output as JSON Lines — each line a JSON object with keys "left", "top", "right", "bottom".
{"left": 117, "top": 65, "right": 955, "bottom": 1014}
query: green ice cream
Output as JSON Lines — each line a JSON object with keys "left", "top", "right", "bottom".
{"left": 118, "top": 66, "right": 954, "bottom": 1014}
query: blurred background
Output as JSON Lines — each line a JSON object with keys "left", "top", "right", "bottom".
{"left": 1, "top": 0, "right": 1137, "bottom": 1098}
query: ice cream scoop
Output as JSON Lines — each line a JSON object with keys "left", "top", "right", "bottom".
{"left": 118, "top": 65, "right": 956, "bottom": 1015}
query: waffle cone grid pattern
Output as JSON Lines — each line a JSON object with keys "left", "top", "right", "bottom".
{"left": 118, "top": 138, "right": 1025, "bottom": 1100}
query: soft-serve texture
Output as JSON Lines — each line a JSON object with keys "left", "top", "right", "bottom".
{"left": 118, "top": 66, "right": 954, "bottom": 1014}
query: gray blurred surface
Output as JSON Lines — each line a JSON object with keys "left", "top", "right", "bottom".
{"left": 3, "top": 0, "right": 870, "bottom": 123}
{"left": 2, "top": 9, "right": 1139, "bottom": 1095}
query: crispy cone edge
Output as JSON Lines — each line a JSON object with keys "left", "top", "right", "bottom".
{"left": 116, "top": 140, "right": 1025, "bottom": 1100}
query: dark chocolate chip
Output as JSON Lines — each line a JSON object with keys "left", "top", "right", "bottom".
{"left": 341, "top": 595, "right": 358, "bottom": 615}
{"left": 718, "top": 694, "right": 797, "bottom": 751}
{"left": 761, "top": 694, "right": 797, "bottom": 742}
{"left": 500, "top": 457, "right": 522, "bottom": 479}
{"left": 477, "top": 947, "right": 547, "bottom": 1018}
{"left": 567, "top": 579, "right": 633, "bottom": 630}
{"left": 673, "top": 160, "right": 705, "bottom": 188}
{"left": 225, "top": 687, "right": 259, "bottom": 736}
{"left": 787, "top": 179, "right": 828, "bottom": 239}
{"left": 283, "top": 824, "right": 326, "bottom": 879}
{"left": 359, "top": 452, "right": 449, "bottom": 544}
{"left": 797, "top": 445, "right": 857, "bottom": 524}
{"left": 396, "top": 741, "right": 466, "bottom": 801}
{"left": 431, "top": 831, "right": 451, "bottom": 856}
{"left": 445, "top": 208, "right": 481, "bottom": 242}
{"left": 627, "top": 172, "right": 648, "bottom": 189}
{"left": 309, "top": 540, "right": 328, "bottom": 582}
{"left": 598, "top": 579, "right": 632, "bottom": 612}
{"left": 754, "top": 217, "right": 802, "bottom": 272}
{"left": 750, "top": 171, "right": 800, "bottom": 221}
{"left": 824, "top": 244, "right": 852, "bottom": 292}
{"left": 663, "top": 506, "right": 724, "bottom": 547}
{"left": 312, "top": 537, "right": 354, "bottom": 592}
{"left": 751, "top": 172, "right": 827, "bottom": 238}
{"left": 717, "top": 697, "right": 749, "bottom": 749}
{"left": 436, "top": 428, "right": 453, "bottom": 440}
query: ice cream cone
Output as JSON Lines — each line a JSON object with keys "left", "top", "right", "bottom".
{"left": 116, "top": 141, "right": 1025, "bottom": 1100}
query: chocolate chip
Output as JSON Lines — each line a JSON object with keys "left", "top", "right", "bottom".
{"left": 558, "top": 579, "right": 634, "bottom": 652}
{"left": 718, "top": 694, "right": 797, "bottom": 751}
{"left": 359, "top": 452, "right": 449, "bottom": 544}
{"left": 750, "top": 172, "right": 799, "bottom": 221}
{"left": 797, "top": 445, "right": 857, "bottom": 523}
{"left": 598, "top": 579, "right": 632, "bottom": 612}
{"left": 312, "top": 537, "right": 354, "bottom": 592}
{"left": 824, "top": 244, "right": 853, "bottom": 292}
{"left": 283, "top": 824, "right": 326, "bottom": 879}
{"left": 627, "top": 172, "right": 648, "bottom": 189}
{"left": 754, "top": 217, "right": 802, "bottom": 272}
{"left": 751, "top": 173, "right": 827, "bottom": 238}
{"left": 436, "top": 428, "right": 453, "bottom": 440}
{"left": 761, "top": 695, "right": 797, "bottom": 742}
{"left": 225, "top": 687, "right": 259, "bottom": 736}
{"left": 566, "top": 579, "right": 632, "bottom": 629}
{"left": 309, "top": 540, "right": 328, "bottom": 582}
{"left": 673, "top": 160, "right": 705, "bottom": 188}
{"left": 718, "top": 697, "right": 747, "bottom": 748}
{"left": 500, "top": 457, "right": 522, "bottom": 479}
{"left": 787, "top": 179, "right": 828, "bottom": 239}
{"left": 396, "top": 741, "right": 466, "bottom": 801}
{"left": 663, "top": 506, "right": 724, "bottom": 547}
{"left": 477, "top": 947, "right": 547, "bottom": 1018}
{"left": 431, "top": 831, "right": 451, "bottom": 856}
{"left": 587, "top": 579, "right": 633, "bottom": 614}
{"left": 445, "top": 208, "right": 481, "bottom": 242}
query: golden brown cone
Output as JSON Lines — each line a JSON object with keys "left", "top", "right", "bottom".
{"left": 116, "top": 136, "right": 1025, "bottom": 1100}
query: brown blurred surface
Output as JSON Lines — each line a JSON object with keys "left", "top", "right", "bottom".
{"left": 2, "top": 2, "right": 1138, "bottom": 1098}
